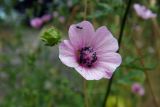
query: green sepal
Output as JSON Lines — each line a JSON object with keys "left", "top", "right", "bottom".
{"left": 40, "top": 27, "right": 61, "bottom": 46}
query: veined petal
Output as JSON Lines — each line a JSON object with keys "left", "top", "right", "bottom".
{"left": 92, "top": 26, "right": 118, "bottom": 53}
{"left": 97, "top": 52, "right": 122, "bottom": 78}
{"left": 69, "top": 21, "right": 95, "bottom": 49}
{"left": 75, "top": 66, "right": 106, "bottom": 80}
{"left": 59, "top": 21, "right": 122, "bottom": 80}
{"left": 59, "top": 40, "right": 78, "bottom": 67}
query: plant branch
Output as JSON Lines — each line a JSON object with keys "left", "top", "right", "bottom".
{"left": 133, "top": 38, "right": 159, "bottom": 107}
{"left": 83, "top": 0, "right": 89, "bottom": 107}
{"left": 83, "top": 79, "right": 89, "bottom": 107}
{"left": 84, "top": 0, "right": 88, "bottom": 20}
{"left": 102, "top": 0, "right": 132, "bottom": 106}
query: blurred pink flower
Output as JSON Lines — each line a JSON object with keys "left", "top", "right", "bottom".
{"left": 132, "top": 83, "right": 145, "bottom": 96}
{"left": 133, "top": 3, "right": 157, "bottom": 19}
{"left": 59, "top": 16, "right": 65, "bottom": 23}
{"left": 30, "top": 17, "right": 43, "bottom": 29}
{"left": 59, "top": 21, "right": 122, "bottom": 80}
{"left": 41, "top": 14, "right": 52, "bottom": 22}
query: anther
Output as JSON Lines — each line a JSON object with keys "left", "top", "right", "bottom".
{"left": 78, "top": 46, "right": 97, "bottom": 68}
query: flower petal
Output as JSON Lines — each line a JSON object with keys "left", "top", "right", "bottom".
{"left": 68, "top": 21, "right": 95, "bottom": 49}
{"left": 133, "top": 4, "right": 142, "bottom": 16}
{"left": 75, "top": 66, "right": 106, "bottom": 80}
{"left": 97, "top": 52, "right": 122, "bottom": 78}
{"left": 91, "top": 26, "right": 118, "bottom": 53}
{"left": 145, "top": 10, "right": 157, "bottom": 19}
{"left": 59, "top": 40, "right": 78, "bottom": 67}
{"left": 133, "top": 3, "right": 157, "bottom": 20}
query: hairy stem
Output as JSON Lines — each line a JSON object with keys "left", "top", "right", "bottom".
{"left": 102, "top": 0, "right": 132, "bottom": 106}
{"left": 133, "top": 38, "right": 159, "bottom": 107}
{"left": 83, "top": 0, "right": 89, "bottom": 107}
{"left": 83, "top": 79, "right": 89, "bottom": 107}
{"left": 84, "top": 0, "right": 88, "bottom": 20}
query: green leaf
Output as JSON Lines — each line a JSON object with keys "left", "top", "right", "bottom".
{"left": 97, "top": 3, "right": 112, "bottom": 11}
{"left": 117, "top": 70, "right": 145, "bottom": 86}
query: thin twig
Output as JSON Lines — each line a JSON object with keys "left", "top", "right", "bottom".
{"left": 67, "top": 5, "right": 80, "bottom": 28}
{"left": 83, "top": 0, "right": 89, "bottom": 107}
{"left": 83, "top": 79, "right": 89, "bottom": 107}
{"left": 84, "top": 0, "right": 87, "bottom": 20}
{"left": 102, "top": 0, "right": 132, "bottom": 106}
{"left": 133, "top": 38, "right": 159, "bottom": 107}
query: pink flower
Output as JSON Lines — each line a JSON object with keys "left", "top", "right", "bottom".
{"left": 132, "top": 83, "right": 145, "bottom": 96}
{"left": 59, "top": 21, "right": 122, "bottom": 80}
{"left": 133, "top": 3, "right": 157, "bottom": 20}
{"left": 41, "top": 14, "right": 52, "bottom": 22}
{"left": 30, "top": 17, "right": 43, "bottom": 29}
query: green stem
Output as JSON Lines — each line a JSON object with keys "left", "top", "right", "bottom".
{"left": 84, "top": 0, "right": 88, "bottom": 20}
{"left": 144, "top": 71, "right": 159, "bottom": 107}
{"left": 133, "top": 38, "right": 159, "bottom": 107}
{"left": 83, "top": 0, "right": 89, "bottom": 107}
{"left": 102, "top": 0, "right": 132, "bottom": 106}
{"left": 83, "top": 79, "right": 89, "bottom": 107}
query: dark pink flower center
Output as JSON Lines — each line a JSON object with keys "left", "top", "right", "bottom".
{"left": 134, "top": 86, "right": 140, "bottom": 92}
{"left": 78, "top": 47, "right": 97, "bottom": 68}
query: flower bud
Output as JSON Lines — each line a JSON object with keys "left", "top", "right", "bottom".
{"left": 40, "top": 27, "right": 61, "bottom": 46}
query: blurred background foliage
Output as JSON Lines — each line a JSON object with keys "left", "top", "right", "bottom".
{"left": 0, "top": 0, "right": 160, "bottom": 107}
